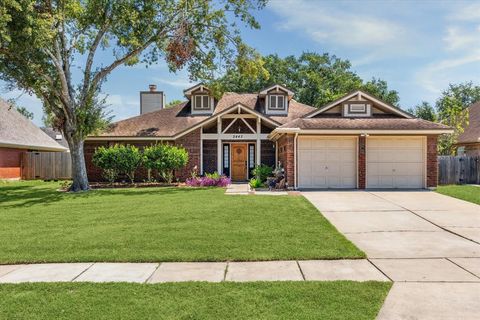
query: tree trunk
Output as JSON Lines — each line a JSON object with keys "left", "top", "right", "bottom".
{"left": 68, "top": 138, "right": 90, "bottom": 192}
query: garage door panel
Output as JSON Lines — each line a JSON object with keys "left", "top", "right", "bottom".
{"left": 367, "top": 137, "right": 424, "bottom": 189}
{"left": 298, "top": 137, "right": 356, "bottom": 189}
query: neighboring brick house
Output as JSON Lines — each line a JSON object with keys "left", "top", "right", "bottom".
{"left": 456, "top": 101, "right": 480, "bottom": 156}
{"left": 0, "top": 99, "right": 67, "bottom": 179}
{"left": 86, "top": 84, "right": 452, "bottom": 189}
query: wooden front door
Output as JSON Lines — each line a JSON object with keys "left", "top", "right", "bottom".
{"left": 231, "top": 144, "right": 248, "bottom": 181}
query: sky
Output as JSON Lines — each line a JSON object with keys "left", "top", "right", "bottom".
{"left": 2, "top": 0, "right": 480, "bottom": 126}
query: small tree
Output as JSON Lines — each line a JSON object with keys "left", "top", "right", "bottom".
{"left": 92, "top": 145, "right": 120, "bottom": 184}
{"left": 116, "top": 145, "right": 142, "bottom": 183}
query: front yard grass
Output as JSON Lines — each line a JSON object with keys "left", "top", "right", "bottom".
{"left": 0, "top": 181, "right": 364, "bottom": 263}
{"left": 0, "top": 281, "right": 391, "bottom": 320}
{"left": 436, "top": 185, "right": 480, "bottom": 205}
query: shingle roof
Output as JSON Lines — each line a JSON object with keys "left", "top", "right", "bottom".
{"left": 278, "top": 117, "right": 451, "bottom": 131}
{"left": 96, "top": 93, "right": 316, "bottom": 138}
{"left": 457, "top": 102, "right": 480, "bottom": 144}
{"left": 41, "top": 127, "right": 70, "bottom": 149}
{"left": 0, "top": 99, "right": 67, "bottom": 151}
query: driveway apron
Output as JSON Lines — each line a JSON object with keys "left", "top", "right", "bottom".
{"left": 302, "top": 190, "right": 480, "bottom": 320}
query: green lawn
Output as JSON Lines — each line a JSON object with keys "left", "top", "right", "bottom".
{"left": 0, "top": 181, "right": 363, "bottom": 263}
{"left": 436, "top": 185, "right": 480, "bottom": 205}
{"left": 0, "top": 282, "right": 391, "bottom": 320}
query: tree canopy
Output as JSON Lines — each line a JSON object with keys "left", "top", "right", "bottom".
{"left": 0, "top": 0, "right": 266, "bottom": 191}
{"left": 215, "top": 52, "right": 400, "bottom": 107}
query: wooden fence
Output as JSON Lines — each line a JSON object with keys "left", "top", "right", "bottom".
{"left": 438, "top": 156, "right": 480, "bottom": 185}
{"left": 21, "top": 151, "right": 72, "bottom": 180}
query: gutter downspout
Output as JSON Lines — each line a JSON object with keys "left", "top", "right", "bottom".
{"left": 293, "top": 133, "right": 298, "bottom": 190}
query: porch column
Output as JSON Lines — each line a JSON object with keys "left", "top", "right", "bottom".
{"left": 217, "top": 117, "right": 222, "bottom": 175}
{"left": 256, "top": 118, "right": 261, "bottom": 166}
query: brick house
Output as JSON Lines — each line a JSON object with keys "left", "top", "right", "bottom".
{"left": 85, "top": 84, "right": 452, "bottom": 189}
{"left": 0, "top": 99, "right": 67, "bottom": 179}
{"left": 456, "top": 101, "right": 480, "bottom": 156}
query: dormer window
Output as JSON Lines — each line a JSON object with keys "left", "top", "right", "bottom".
{"left": 194, "top": 95, "right": 210, "bottom": 110}
{"left": 269, "top": 95, "right": 285, "bottom": 110}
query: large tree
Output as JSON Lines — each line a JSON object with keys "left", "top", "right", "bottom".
{"left": 435, "top": 82, "right": 480, "bottom": 155}
{"left": 407, "top": 101, "right": 437, "bottom": 122}
{"left": 0, "top": 0, "right": 266, "bottom": 191}
{"left": 216, "top": 52, "right": 400, "bottom": 107}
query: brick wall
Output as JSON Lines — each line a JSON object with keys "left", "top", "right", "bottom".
{"left": 277, "top": 134, "right": 294, "bottom": 188}
{"left": 202, "top": 140, "right": 217, "bottom": 174}
{"left": 426, "top": 135, "right": 438, "bottom": 188}
{"left": 358, "top": 136, "right": 366, "bottom": 189}
{"left": 0, "top": 147, "right": 23, "bottom": 179}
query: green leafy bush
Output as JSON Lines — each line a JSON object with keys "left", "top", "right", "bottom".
{"left": 93, "top": 144, "right": 142, "bottom": 183}
{"left": 116, "top": 145, "right": 142, "bottom": 183}
{"left": 142, "top": 144, "right": 189, "bottom": 183}
{"left": 251, "top": 164, "right": 273, "bottom": 182}
{"left": 249, "top": 178, "right": 263, "bottom": 189}
{"left": 92, "top": 146, "right": 120, "bottom": 183}
{"left": 205, "top": 172, "right": 221, "bottom": 179}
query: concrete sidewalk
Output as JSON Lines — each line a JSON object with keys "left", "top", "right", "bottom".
{"left": 0, "top": 259, "right": 389, "bottom": 283}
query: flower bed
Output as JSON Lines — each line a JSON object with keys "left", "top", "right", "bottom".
{"left": 186, "top": 176, "right": 231, "bottom": 187}
{"left": 89, "top": 182, "right": 180, "bottom": 189}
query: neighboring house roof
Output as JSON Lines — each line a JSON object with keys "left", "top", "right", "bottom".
{"left": 457, "top": 102, "right": 480, "bottom": 144}
{"left": 41, "top": 127, "right": 70, "bottom": 149}
{"left": 276, "top": 118, "right": 451, "bottom": 132}
{"left": 0, "top": 99, "right": 67, "bottom": 151}
{"left": 94, "top": 93, "right": 316, "bottom": 139}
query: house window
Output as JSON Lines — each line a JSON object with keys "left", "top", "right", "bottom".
{"left": 224, "top": 145, "right": 229, "bottom": 168}
{"left": 269, "top": 95, "right": 285, "bottom": 110}
{"left": 349, "top": 104, "right": 366, "bottom": 113}
{"left": 249, "top": 144, "right": 255, "bottom": 169}
{"left": 194, "top": 95, "right": 210, "bottom": 110}
{"left": 343, "top": 102, "right": 371, "bottom": 117}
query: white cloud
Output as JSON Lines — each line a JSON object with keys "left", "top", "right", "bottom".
{"left": 104, "top": 94, "right": 139, "bottom": 121}
{"left": 269, "top": 0, "right": 412, "bottom": 63}
{"left": 153, "top": 77, "right": 193, "bottom": 88}
{"left": 444, "top": 25, "right": 480, "bottom": 51}
{"left": 449, "top": 2, "right": 480, "bottom": 21}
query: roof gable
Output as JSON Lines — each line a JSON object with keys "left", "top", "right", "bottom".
{"left": 259, "top": 84, "right": 294, "bottom": 97}
{"left": 306, "top": 90, "right": 413, "bottom": 119}
{"left": 0, "top": 99, "right": 67, "bottom": 151}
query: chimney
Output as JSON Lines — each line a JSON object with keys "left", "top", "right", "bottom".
{"left": 140, "top": 84, "right": 165, "bottom": 115}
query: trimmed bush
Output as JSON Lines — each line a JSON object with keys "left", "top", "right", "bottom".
{"left": 92, "top": 145, "right": 120, "bottom": 183}
{"left": 142, "top": 144, "right": 189, "bottom": 183}
{"left": 93, "top": 144, "right": 142, "bottom": 183}
{"left": 249, "top": 178, "right": 263, "bottom": 189}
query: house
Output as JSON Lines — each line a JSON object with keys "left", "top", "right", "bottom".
{"left": 41, "top": 127, "right": 70, "bottom": 150}
{"left": 85, "top": 84, "right": 452, "bottom": 189}
{"left": 0, "top": 99, "right": 68, "bottom": 179}
{"left": 456, "top": 101, "right": 480, "bottom": 156}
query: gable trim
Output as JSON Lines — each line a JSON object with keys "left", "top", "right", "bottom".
{"left": 306, "top": 90, "right": 413, "bottom": 119}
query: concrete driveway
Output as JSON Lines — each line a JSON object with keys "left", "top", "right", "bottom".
{"left": 302, "top": 190, "right": 480, "bottom": 320}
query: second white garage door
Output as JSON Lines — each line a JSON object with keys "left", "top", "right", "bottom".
{"left": 367, "top": 137, "right": 425, "bottom": 189}
{"left": 298, "top": 137, "right": 356, "bottom": 188}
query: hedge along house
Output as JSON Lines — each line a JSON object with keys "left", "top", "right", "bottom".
{"left": 85, "top": 84, "right": 452, "bottom": 189}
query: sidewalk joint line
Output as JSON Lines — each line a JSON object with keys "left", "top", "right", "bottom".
{"left": 445, "top": 258, "right": 480, "bottom": 280}
{"left": 145, "top": 263, "right": 161, "bottom": 284}
{"left": 296, "top": 261, "right": 306, "bottom": 281}
{"left": 223, "top": 262, "right": 229, "bottom": 282}
{"left": 367, "top": 259, "right": 393, "bottom": 282}
{"left": 71, "top": 262, "right": 95, "bottom": 282}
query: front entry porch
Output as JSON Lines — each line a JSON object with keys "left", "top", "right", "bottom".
{"left": 199, "top": 104, "right": 277, "bottom": 180}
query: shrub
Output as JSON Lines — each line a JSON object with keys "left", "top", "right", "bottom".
{"left": 93, "top": 144, "right": 142, "bottom": 184}
{"left": 205, "top": 172, "right": 221, "bottom": 179}
{"left": 251, "top": 164, "right": 273, "bottom": 182}
{"left": 142, "top": 144, "right": 189, "bottom": 183}
{"left": 92, "top": 145, "right": 120, "bottom": 183}
{"left": 116, "top": 145, "right": 142, "bottom": 183}
{"left": 249, "top": 178, "right": 263, "bottom": 189}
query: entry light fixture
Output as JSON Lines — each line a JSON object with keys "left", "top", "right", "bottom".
{"left": 360, "top": 133, "right": 370, "bottom": 137}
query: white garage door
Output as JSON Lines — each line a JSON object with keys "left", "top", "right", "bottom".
{"left": 367, "top": 137, "right": 424, "bottom": 189}
{"left": 298, "top": 137, "right": 356, "bottom": 188}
